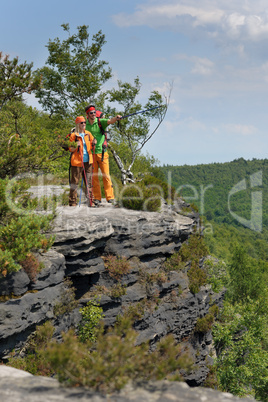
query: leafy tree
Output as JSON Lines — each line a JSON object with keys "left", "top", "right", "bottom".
{"left": 107, "top": 78, "right": 169, "bottom": 184}
{"left": 0, "top": 52, "right": 40, "bottom": 111}
{"left": 0, "top": 177, "right": 55, "bottom": 277}
{"left": 34, "top": 24, "right": 112, "bottom": 116}
{"left": 34, "top": 24, "right": 169, "bottom": 183}
{"left": 213, "top": 300, "right": 268, "bottom": 400}
{"left": 0, "top": 52, "right": 69, "bottom": 180}
{"left": 0, "top": 100, "right": 71, "bottom": 179}
{"left": 227, "top": 245, "right": 266, "bottom": 303}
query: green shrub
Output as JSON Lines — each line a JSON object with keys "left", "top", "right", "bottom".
{"left": 122, "top": 302, "right": 145, "bottom": 322}
{"left": 120, "top": 183, "right": 161, "bottom": 212}
{"left": 120, "top": 184, "right": 144, "bottom": 211}
{"left": 143, "top": 186, "right": 162, "bottom": 211}
{"left": 179, "top": 233, "right": 209, "bottom": 263}
{"left": 7, "top": 321, "right": 54, "bottom": 376}
{"left": 0, "top": 248, "right": 20, "bottom": 276}
{"left": 0, "top": 178, "right": 55, "bottom": 277}
{"left": 110, "top": 283, "right": 127, "bottom": 298}
{"left": 195, "top": 305, "right": 219, "bottom": 333}
{"left": 0, "top": 214, "right": 54, "bottom": 277}
{"left": 188, "top": 265, "right": 207, "bottom": 294}
{"left": 53, "top": 278, "right": 78, "bottom": 317}
{"left": 142, "top": 174, "right": 176, "bottom": 201}
{"left": 163, "top": 253, "right": 185, "bottom": 272}
{"left": 78, "top": 298, "right": 104, "bottom": 343}
{"left": 180, "top": 233, "right": 208, "bottom": 294}
{"left": 163, "top": 233, "right": 209, "bottom": 294}
{"left": 44, "top": 317, "right": 193, "bottom": 392}
{"left": 203, "top": 257, "right": 229, "bottom": 293}
{"left": 104, "top": 255, "right": 132, "bottom": 281}
{"left": 139, "top": 268, "right": 168, "bottom": 285}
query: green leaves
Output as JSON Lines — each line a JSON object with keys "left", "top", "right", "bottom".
{"left": 0, "top": 52, "right": 40, "bottom": 111}
{"left": 0, "top": 248, "right": 20, "bottom": 276}
{"left": 78, "top": 299, "right": 104, "bottom": 343}
{"left": 227, "top": 245, "right": 267, "bottom": 303}
{"left": 0, "top": 213, "right": 54, "bottom": 276}
{"left": 43, "top": 316, "right": 193, "bottom": 392}
{"left": 0, "top": 100, "right": 71, "bottom": 179}
{"left": 34, "top": 24, "right": 112, "bottom": 116}
{"left": 213, "top": 300, "right": 268, "bottom": 399}
{"left": 0, "top": 178, "right": 54, "bottom": 277}
{"left": 106, "top": 76, "right": 168, "bottom": 183}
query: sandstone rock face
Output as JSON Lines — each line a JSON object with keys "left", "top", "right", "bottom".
{"left": 0, "top": 269, "right": 30, "bottom": 296}
{"left": 49, "top": 204, "right": 220, "bottom": 386}
{"left": 0, "top": 250, "right": 66, "bottom": 357}
{"left": 0, "top": 366, "right": 253, "bottom": 402}
{"left": 0, "top": 200, "right": 223, "bottom": 391}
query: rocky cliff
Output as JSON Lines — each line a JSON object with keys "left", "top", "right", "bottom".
{"left": 0, "top": 366, "right": 253, "bottom": 402}
{"left": 0, "top": 197, "right": 228, "bottom": 399}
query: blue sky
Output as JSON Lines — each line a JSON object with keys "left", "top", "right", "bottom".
{"left": 1, "top": 0, "right": 268, "bottom": 166}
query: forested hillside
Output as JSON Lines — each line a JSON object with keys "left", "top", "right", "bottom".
{"left": 161, "top": 158, "right": 268, "bottom": 258}
{"left": 161, "top": 158, "right": 268, "bottom": 400}
{"left": 162, "top": 158, "right": 267, "bottom": 224}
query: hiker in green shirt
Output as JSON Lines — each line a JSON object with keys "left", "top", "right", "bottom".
{"left": 85, "top": 105, "right": 121, "bottom": 206}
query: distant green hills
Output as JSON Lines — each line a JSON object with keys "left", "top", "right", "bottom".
{"left": 160, "top": 158, "right": 268, "bottom": 261}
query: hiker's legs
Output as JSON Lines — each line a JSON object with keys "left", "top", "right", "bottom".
{"left": 69, "top": 166, "right": 82, "bottom": 206}
{"left": 98, "top": 153, "right": 114, "bottom": 201}
{"left": 82, "top": 162, "right": 93, "bottom": 205}
{"left": 92, "top": 156, "right": 102, "bottom": 201}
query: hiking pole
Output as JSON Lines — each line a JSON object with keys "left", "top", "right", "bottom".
{"left": 79, "top": 146, "right": 92, "bottom": 207}
{"left": 79, "top": 177, "right": 83, "bottom": 207}
{"left": 91, "top": 143, "right": 95, "bottom": 206}
{"left": 120, "top": 105, "right": 164, "bottom": 119}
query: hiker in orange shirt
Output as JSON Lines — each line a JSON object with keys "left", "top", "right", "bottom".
{"left": 68, "top": 116, "right": 96, "bottom": 207}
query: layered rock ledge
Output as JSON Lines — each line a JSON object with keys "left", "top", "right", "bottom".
{"left": 0, "top": 366, "right": 253, "bottom": 402}
{"left": 0, "top": 199, "right": 231, "bottom": 400}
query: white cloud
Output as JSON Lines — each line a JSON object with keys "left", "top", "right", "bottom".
{"left": 175, "top": 54, "right": 215, "bottom": 75}
{"left": 110, "top": 1, "right": 268, "bottom": 165}
{"left": 112, "top": 2, "right": 224, "bottom": 28}
{"left": 223, "top": 12, "right": 246, "bottom": 39}
{"left": 112, "top": 1, "right": 268, "bottom": 43}
{"left": 178, "top": 116, "right": 207, "bottom": 131}
{"left": 224, "top": 123, "right": 258, "bottom": 135}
